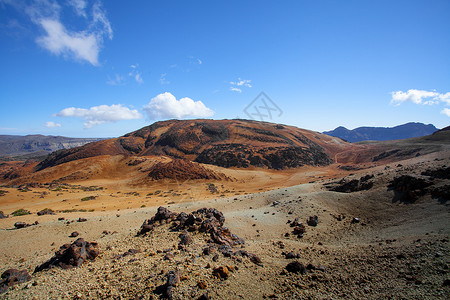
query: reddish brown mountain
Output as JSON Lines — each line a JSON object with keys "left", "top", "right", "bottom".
{"left": 36, "top": 119, "right": 356, "bottom": 171}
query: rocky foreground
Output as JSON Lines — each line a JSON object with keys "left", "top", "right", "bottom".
{"left": 0, "top": 154, "right": 449, "bottom": 299}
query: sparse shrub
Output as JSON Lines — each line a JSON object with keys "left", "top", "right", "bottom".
{"left": 81, "top": 196, "right": 97, "bottom": 201}
{"left": 11, "top": 209, "right": 31, "bottom": 216}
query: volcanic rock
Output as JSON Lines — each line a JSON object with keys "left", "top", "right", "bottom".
{"left": 37, "top": 208, "right": 55, "bottom": 216}
{"left": 212, "top": 266, "right": 229, "bottom": 279}
{"left": 0, "top": 269, "right": 31, "bottom": 294}
{"left": 285, "top": 261, "right": 307, "bottom": 274}
{"left": 307, "top": 216, "right": 319, "bottom": 226}
{"left": 34, "top": 238, "right": 99, "bottom": 272}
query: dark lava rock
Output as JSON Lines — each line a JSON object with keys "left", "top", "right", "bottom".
{"left": 77, "top": 218, "right": 87, "bottom": 222}
{"left": 178, "top": 232, "right": 193, "bottom": 247}
{"left": 388, "top": 175, "right": 432, "bottom": 202}
{"left": 290, "top": 217, "right": 301, "bottom": 227}
{"left": 285, "top": 261, "right": 307, "bottom": 274}
{"left": 69, "top": 231, "right": 79, "bottom": 237}
{"left": 198, "top": 293, "right": 210, "bottom": 300}
{"left": 351, "top": 217, "right": 360, "bottom": 224}
{"left": 34, "top": 238, "right": 99, "bottom": 272}
{"left": 37, "top": 208, "right": 55, "bottom": 216}
{"left": 293, "top": 224, "right": 306, "bottom": 235}
{"left": 58, "top": 217, "right": 65, "bottom": 221}
{"left": 202, "top": 244, "right": 217, "bottom": 256}
{"left": 329, "top": 176, "right": 374, "bottom": 193}
{"left": 14, "top": 222, "right": 30, "bottom": 229}
{"left": 0, "top": 269, "right": 31, "bottom": 294}
{"left": 117, "top": 249, "right": 141, "bottom": 259}
{"left": 212, "top": 266, "right": 229, "bottom": 279}
{"left": 421, "top": 166, "right": 450, "bottom": 179}
{"left": 164, "top": 271, "right": 180, "bottom": 299}
{"left": 284, "top": 252, "right": 300, "bottom": 259}
{"left": 0, "top": 211, "right": 8, "bottom": 219}
{"left": 138, "top": 206, "right": 244, "bottom": 248}
{"left": 307, "top": 216, "right": 319, "bottom": 226}
{"left": 430, "top": 184, "right": 450, "bottom": 202}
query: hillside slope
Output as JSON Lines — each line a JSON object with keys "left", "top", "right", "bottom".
{"left": 36, "top": 119, "right": 358, "bottom": 171}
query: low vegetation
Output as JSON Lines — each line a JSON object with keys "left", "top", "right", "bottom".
{"left": 11, "top": 209, "right": 31, "bottom": 216}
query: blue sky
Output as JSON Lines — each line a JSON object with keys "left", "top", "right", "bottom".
{"left": 0, "top": 0, "right": 449, "bottom": 138}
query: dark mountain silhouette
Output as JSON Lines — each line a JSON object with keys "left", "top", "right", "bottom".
{"left": 323, "top": 122, "right": 439, "bottom": 143}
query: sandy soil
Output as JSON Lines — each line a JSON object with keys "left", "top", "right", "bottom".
{"left": 0, "top": 151, "right": 449, "bottom": 299}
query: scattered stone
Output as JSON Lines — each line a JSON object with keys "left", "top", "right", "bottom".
{"left": 58, "top": 217, "right": 65, "bottom": 221}
{"left": 37, "top": 208, "right": 55, "bottom": 216}
{"left": 163, "top": 253, "right": 175, "bottom": 261}
{"left": 77, "top": 218, "right": 87, "bottom": 222}
{"left": 284, "top": 252, "right": 300, "bottom": 259}
{"left": 293, "top": 224, "right": 306, "bottom": 235}
{"left": 0, "top": 211, "right": 8, "bottom": 219}
{"left": 351, "top": 217, "right": 360, "bottom": 224}
{"left": 14, "top": 222, "right": 30, "bottom": 229}
{"left": 197, "top": 280, "right": 207, "bottom": 289}
{"left": 164, "top": 271, "right": 180, "bottom": 299}
{"left": 0, "top": 269, "right": 31, "bottom": 294}
{"left": 34, "top": 238, "right": 99, "bottom": 272}
{"left": 285, "top": 261, "right": 307, "bottom": 274}
{"left": 212, "top": 266, "right": 229, "bottom": 279}
{"left": 307, "top": 216, "right": 318, "bottom": 226}
{"left": 198, "top": 293, "right": 210, "bottom": 300}
{"left": 117, "top": 249, "right": 141, "bottom": 259}
{"left": 69, "top": 231, "right": 79, "bottom": 237}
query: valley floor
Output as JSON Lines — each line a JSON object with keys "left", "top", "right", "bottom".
{"left": 0, "top": 152, "right": 449, "bottom": 299}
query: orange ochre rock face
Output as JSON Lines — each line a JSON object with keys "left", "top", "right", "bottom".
{"left": 34, "top": 119, "right": 358, "bottom": 172}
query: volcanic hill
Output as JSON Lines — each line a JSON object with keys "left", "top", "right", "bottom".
{"left": 36, "top": 119, "right": 354, "bottom": 171}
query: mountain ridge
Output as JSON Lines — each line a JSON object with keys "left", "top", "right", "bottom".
{"left": 323, "top": 122, "right": 438, "bottom": 143}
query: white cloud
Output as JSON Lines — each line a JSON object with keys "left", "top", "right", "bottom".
{"left": 391, "top": 89, "right": 450, "bottom": 118}
{"left": 128, "top": 64, "right": 143, "bottom": 84}
{"left": 37, "top": 19, "right": 100, "bottom": 65}
{"left": 390, "top": 89, "right": 441, "bottom": 105}
{"left": 68, "top": 0, "right": 87, "bottom": 18}
{"left": 3, "top": 0, "right": 112, "bottom": 66}
{"left": 230, "top": 78, "right": 252, "bottom": 92}
{"left": 143, "top": 92, "right": 214, "bottom": 120}
{"left": 159, "top": 73, "right": 169, "bottom": 85}
{"left": 56, "top": 104, "right": 143, "bottom": 128}
{"left": 441, "top": 108, "right": 450, "bottom": 117}
{"left": 134, "top": 73, "right": 143, "bottom": 84}
{"left": 44, "top": 121, "right": 61, "bottom": 128}
{"left": 197, "top": 58, "right": 202, "bottom": 65}
{"left": 230, "top": 78, "right": 252, "bottom": 88}
{"left": 106, "top": 73, "right": 125, "bottom": 86}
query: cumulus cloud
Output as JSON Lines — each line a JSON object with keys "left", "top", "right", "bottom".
{"left": 441, "top": 108, "right": 450, "bottom": 117}
{"left": 230, "top": 78, "right": 252, "bottom": 92}
{"left": 391, "top": 89, "right": 450, "bottom": 118}
{"left": 56, "top": 104, "right": 142, "bottom": 128}
{"left": 3, "top": 0, "right": 112, "bottom": 66}
{"left": 143, "top": 92, "right": 214, "bottom": 120}
{"left": 44, "top": 121, "right": 61, "bottom": 128}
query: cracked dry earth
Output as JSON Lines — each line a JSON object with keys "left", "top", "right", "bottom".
{"left": 0, "top": 156, "right": 449, "bottom": 299}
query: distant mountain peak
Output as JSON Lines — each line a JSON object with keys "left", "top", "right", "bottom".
{"left": 323, "top": 122, "right": 438, "bottom": 143}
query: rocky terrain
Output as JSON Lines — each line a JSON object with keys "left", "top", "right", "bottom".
{"left": 0, "top": 135, "right": 103, "bottom": 161}
{"left": 0, "top": 120, "right": 448, "bottom": 299}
